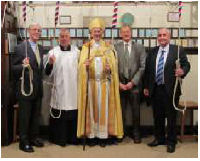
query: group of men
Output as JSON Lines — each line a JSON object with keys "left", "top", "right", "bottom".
{"left": 12, "top": 18, "right": 190, "bottom": 153}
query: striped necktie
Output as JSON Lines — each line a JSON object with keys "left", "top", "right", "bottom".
{"left": 156, "top": 49, "right": 165, "bottom": 85}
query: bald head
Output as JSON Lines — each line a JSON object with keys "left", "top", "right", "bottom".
{"left": 157, "top": 28, "right": 171, "bottom": 47}
{"left": 59, "top": 28, "right": 71, "bottom": 46}
{"left": 59, "top": 28, "right": 70, "bottom": 36}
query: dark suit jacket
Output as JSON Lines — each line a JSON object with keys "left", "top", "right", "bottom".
{"left": 115, "top": 41, "right": 146, "bottom": 92}
{"left": 144, "top": 44, "right": 190, "bottom": 98}
{"left": 12, "top": 41, "right": 44, "bottom": 100}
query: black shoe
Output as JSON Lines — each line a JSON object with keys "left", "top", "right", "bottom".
{"left": 87, "top": 139, "right": 97, "bottom": 146}
{"left": 19, "top": 143, "right": 34, "bottom": 153}
{"left": 132, "top": 129, "right": 141, "bottom": 144}
{"left": 30, "top": 138, "right": 44, "bottom": 147}
{"left": 167, "top": 144, "right": 175, "bottom": 153}
{"left": 99, "top": 140, "right": 106, "bottom": 148}
{"left": 116, "top": 138, "right": 123, "bottom": 143}
{"left": 147, "top": 139, "right": 166, "bottom": 147}
{"left": 134, "top": 138, "right": 141, "bottom": 144}
{"left": 107, "top": 138, "right": 118, "bottom": 145}
{"left": 133, "top": 135, "right": 141, "bottom": 144}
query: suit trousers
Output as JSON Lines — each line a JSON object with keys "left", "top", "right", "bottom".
{"left": 18, "top": 97, "right": 42, "bottom": 143}
{"left": 152, "top": 84, "right": 178, "bottom": 145}
{"left": 120, "top": 90, "right": 140, "bottom": 137}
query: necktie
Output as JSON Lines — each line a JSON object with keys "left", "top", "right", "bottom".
{"left": 124, "top": 43, "right": 129, "bottom": 79}
{"left": 35, "top": 44, "right": 41, "bottom": 66}
{"left": 156, "top": 49, "right": 165, "bottom": 85}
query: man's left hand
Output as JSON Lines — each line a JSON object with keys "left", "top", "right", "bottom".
{"left": 175, "top": 68, "right": 184, "bottom": 77}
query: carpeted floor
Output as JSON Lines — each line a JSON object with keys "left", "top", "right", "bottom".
{"left": 1, "top": 136, "right": 198, "bottom": 158}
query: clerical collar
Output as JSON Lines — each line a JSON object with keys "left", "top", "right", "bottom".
{"left": 60, "top": 45, "right": 71, "bottom": 51}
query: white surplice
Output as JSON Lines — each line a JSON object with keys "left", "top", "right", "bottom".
{"left": 46, "top": 45, "right": 79, "bottom": 111}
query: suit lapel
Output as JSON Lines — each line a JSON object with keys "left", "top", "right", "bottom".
{"left": 152, "top": 47, "right": 159, "bottom": 74}
{"left": 38, "top": 45, "right": 43, "bottom": 68}
{"left": 120, "top": 42, "right": 124, "bottom": 54}
{"left": 38, "top": 45, "right": 43, "bottom": 61}
{"left": 164, "top": 44, "right": 174, "bottom": 70}
{"left": 130, "top": 41, "right": 135, "bottom": 60}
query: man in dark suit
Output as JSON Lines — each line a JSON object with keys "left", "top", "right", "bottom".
{"left": 115, "top": 25, "right": 146, "bottom": 143}
{"left": 12, "top": 23, "right": 44, "bottom": 152}
{"left": 144, "top": 28, "right": 190, "bottom": 153}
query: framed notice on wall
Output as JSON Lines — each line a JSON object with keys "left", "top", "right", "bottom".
{"left": 112, "top": 28, "right": 118, "bottom": 38}
{"left": 168, "top": 12, "right": 180, "bottom": 22}
{"left": 60, "top": 16, "right": 71, "bottom": 25}
{"left": 70, "top": 28, "right": 76, "bottom": 37}
{"left": 48, "top": 29, "right": 54, "bottom": 37}
{"left": 105, "top": 29, "right": 111, "bottom": 38}
{"left": 77, "top": 29, "right": 83, "bottom": 37}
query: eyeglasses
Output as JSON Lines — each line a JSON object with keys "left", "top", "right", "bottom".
{"left": 30, "top": 28, "right": 42, "bottom": 33}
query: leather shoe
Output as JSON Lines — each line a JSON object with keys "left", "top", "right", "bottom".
{"left": 30, "top": 138, "right": 44, "bottom": 147}
{"left": 134, "top": 138, "right": 141, "bottom": 144}
{"left": 87, "top": 139, "right": 97, "bottom": 146}
{"left": 19, "top": 143, "right": 34, "bottom": 153}
{"left": 99, "top": 140, "right": 107, "bottom": 148}
{"left": 133, "top": 135, "right": 141, "bottom": 144}
{"left": 147, "top": 139, "right": 165, "bottom": 147}
{"left": 167, "top": 144, "right": 175, "bottom": 153}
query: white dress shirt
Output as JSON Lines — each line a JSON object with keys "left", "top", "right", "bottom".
{"left": 29, "top": 40, "right": 37, "bottom": 52}
{"left": 123, "top": 40, "right": 132, "bottom": 56}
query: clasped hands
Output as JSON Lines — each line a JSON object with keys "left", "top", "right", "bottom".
{"left": 120, "top": 82, "right": 134, "bottom": 91}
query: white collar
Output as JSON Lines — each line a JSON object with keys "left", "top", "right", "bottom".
{"left": 123, "top": 40, "right": 132, "bottom": 46}
{"left": 159, "top": 44, "right": 169, "bottom": 52}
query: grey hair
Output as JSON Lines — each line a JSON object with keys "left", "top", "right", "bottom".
{"left": 28, "top": 23, "right": 41, "bottom": 29}
{"left": 158, "top": 28, "right": 171, "bottom": 36}
{"left": 120, "top": 25, "right": 132, "bottom": 33}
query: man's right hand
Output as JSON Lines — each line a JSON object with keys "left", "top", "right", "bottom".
{"left": 49, "top": 55, "right": 56, "bottom": 65}
{"left": 143, "top": 88, "right": 149, "bottom": 97}
{"left": 119, "top": 83, "right": 127, "bottom": 91}
{"left": 22, "top": 57, "right": 30, "bottom": 65}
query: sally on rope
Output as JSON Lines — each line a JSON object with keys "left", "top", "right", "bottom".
{"left": 172, "top": 1, "right": 187, "bottom": 113}
{"left": 21, "top": 1, "right": 34, "bottom": 96}
{"left": 48, "top": 1, "right": 61, "bottom": 119}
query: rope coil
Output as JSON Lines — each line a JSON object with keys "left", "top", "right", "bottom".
{"left": 21, "top": 1, "right": 34, "bottom": 97}
{"left": 49, "top": 1, "right": 61, "bottom": 119}
{"left": 172, "top": 1, "right": 186, "bottom": 114}
{"left": 21, "top": 64, "right": 33, "bottom": 96}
